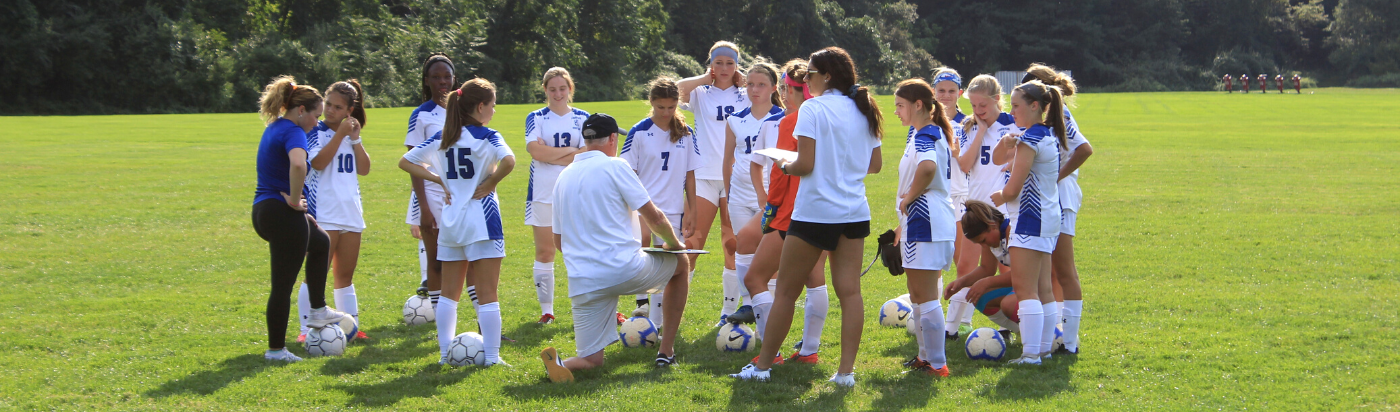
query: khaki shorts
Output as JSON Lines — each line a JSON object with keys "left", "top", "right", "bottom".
{"left": 570, "top": 253, "right": 680, "bottom": 357}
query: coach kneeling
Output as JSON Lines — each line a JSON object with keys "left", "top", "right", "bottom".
{"left": 540, "top": 113, "right": 691, "bottom": 383}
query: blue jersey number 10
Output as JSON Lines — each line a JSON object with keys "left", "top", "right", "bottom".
{"left": 336, "top": 153, "right": 355, "bottom": 173}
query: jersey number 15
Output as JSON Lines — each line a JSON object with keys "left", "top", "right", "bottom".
{"left": 444, "top": 148, "right": 475, "bottom": 180}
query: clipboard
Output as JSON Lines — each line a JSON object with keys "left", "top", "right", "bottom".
{"left": 751, "top": 148, "right": 798, "bottom": 163}
{"left": 643, "top": 248, "right": 709, "bottom": 255}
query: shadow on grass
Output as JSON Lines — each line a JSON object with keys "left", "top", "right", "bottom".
{"left": 979, "top": 349, "right": 1078, "bottom": 401}
{"left": 144, "top": 354, "right": 274, "bottom": 398}
{"left": 332, "top": 362, "right": 481, "bottom": 407}
{"left": 319, "top": 324, "right": 436, "bottom": 376}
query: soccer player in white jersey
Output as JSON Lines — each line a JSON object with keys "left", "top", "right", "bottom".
{"left": 296, "top": 80, "right": 372, "bottom": 342}
{"left": 988, "top": 80, "right": 1068, "bottom": 365}
{"left": 399, "top": 79, "right": 516, "bottom": 367}
{"left": 732, "top": 47, "right": 884, "bottom": 387}
{"left": 523, "top": 67, "right": 590, "bottom": 325}
{"left": 892, "top": 79, "right": 959, "bottom": 377}
{"left": 1025, "top": 64, "right": 1093, "bottom": 355}
{"left": 619, "top": 78, "right": 700, "bottom": 328}
{"left": 677, "top": 41, "right": 751, "bottom": 324}
{"left": 946, "top": 201, "right": 1021, "bottom": 336}
{"left": 947, "top": 74, "right": 1016, "bottom": 340}
{"left": 722, "top": 61, "right": 784, "bottom": 325}
{"left": 930, "top": 68, "right": 978, "bottom": 333}
{"left": 405, "top": 54, "right": 455, "bottom": 309}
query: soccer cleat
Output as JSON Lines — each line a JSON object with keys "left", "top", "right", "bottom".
{"left": 791, "top": 339, "right": 804, "bottom": 351}
{"left": 485, "top": 358, "right": 512, "bottom": 368}
{"left": 998, "top": 328, "right": 1012, "bottom": 342}
{"left": 264, "top": 349, "right": 303, "bottom": 362}
{"left": 633, "top": 302, "right": 650, "bottom": 318}
{"left": 958, "top": 323, "right": 975, "bottom": 337}
{"left": 540, "top": 347, "right": 574, "bottom": 383}
{"left": 296, "top": 333, "right": 307, "bottom": 344}
{"left": 828, "top": 372, "right": 856, "bottom": 387}
{"left": 1057, "top": 345, "right": 1079, "bottom": 355}
{"left": 354, "top": 330, "right": 369, "bottom": 340}
{"left": 655, "top": 353, "right": 678, "bottom": 367}
{"left": 752, "top": 353, "right": 785, "bottom": 366}
{"left": 788, "top": 352, "right": 819, "bottom": 364}
{"left": 616, "top": 312, "right": 628, "bottom": 325}
{"left": 729, "top": 363, "right": 771, "bottom": 381}
{"left": 306, "top": 306, "right": 352, "bottom": 328}
{"left": 928, "top": 365, "right": 950, "bottom": 377}
{"left": 945, "top": 331, "right": 959, "bottom": 341}
{"left": 905, "top": 359, "right": 949, "bottom": 377}
{"left": 1007, "top": 354, "right": 1042, "bottom": 365}
{"left": 416, "top": 280, "right": 428, "bottom": 298}
{"left": 902, "top": 356, "right": 922, "bottom": 368}
{"left": 713, "top": 314, "right": 729, "bottom": 328}
{"left": 727, "top": 305, "right": 756, "bottom": 324}
{"left": 538, "top": 314, "right": 556, "bottom": 324}
{"left": 1041, "top": 352, "right": 1053, "bottom": 360}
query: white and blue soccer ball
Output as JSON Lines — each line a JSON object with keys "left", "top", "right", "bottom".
{"left": 906, "top": 311, "right": 921, "bottom": 336}
{"left": 446, "top": 332, "right": 486, "bottom": 367}
{"left": 403, "top": 295, "right": 435, "bottom": 326}
{"left": 335, "top": 314, "right": 359, "bottom": 342}
{"left": 964, "top": 327, "right": 1007, "bottom": 361}
{"left": 879, "top": 298, "right": 913, "bottom": 327}
{"left": 1052, "top": 323, "right": 1064, "bottom": 353}
{"left": 304, "top": 324, "right": 347, "bottom": 357}
{"left": 619, "top": 316, "right": 659, "bottom": 348}
{"left": 716, "top": 323, "right": 755, "bottom": 352}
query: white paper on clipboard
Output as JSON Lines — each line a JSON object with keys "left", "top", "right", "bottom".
{"left": 642, "top": 248, "right": 710, "bottom": 255}
{"left": 751, "top": 148, "right": 798, "bottom": 164}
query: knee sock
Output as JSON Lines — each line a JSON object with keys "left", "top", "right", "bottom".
{"left": 333, "top": 285, "right": 358, "bottom": 324}
{"left": 297, "top": 283, "right": 311, "bottom": 332}
{"left": 1062, "top": 300, "right": 1083, "bottom": 350}
{"left": 1018, "top": 300, "right": 1044, "bottom": 358}
{"left": 533, "top": 261, "right": 554, "bottom": 315}
{"left": 800, "top": 286, "right": 828, "bottom": 356}
{"left": 635, "top": 294, "right": 650, "bottom": 308}
{"left": 650, "top": 292, "right": 665, "bottom": 328}
{"left": 767, "top": 279, "right": 777, "bottom": 295}
{"left": 429, "top": 290, "right": 441, "bottom": 309}
{"left": 919, "top": 300, "right": 947, "bottom": 368}
{"left": 751, "top": 291, "right": 774, "bottom": 341}
{"left": 946, "top": 289, "right": 971, "bottom": 335}
{"left": 735, "top": 254, "right": 752, "bottom": 301}
{"left": 1041, "top": 301, "right": 1059, "bottom": 354}
{"left": 467, "top": 286, "right": 480, "bottom": 312}
{"left": 418, "top": 240, "right": 428, "bottom": 282}
{"left": 478, "top": 302, "right": 502, "bottom": 363}
{"left": 722, "top": 266, "right": 742, "bottom": 316}
{"left": 436, "top": 297, "right": 459, "bottom": 360}
{"left": 912, "top": 309, "right": 925, "bottom": 361}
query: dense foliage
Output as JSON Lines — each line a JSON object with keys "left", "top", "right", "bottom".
{"left": 2, "top": 0, "right": 1396, "bottom": 114}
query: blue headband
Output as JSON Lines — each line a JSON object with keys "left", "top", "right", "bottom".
{"left": 709, "top": 46, "right": 738, "bottom": 63}
{"left": 933, "top": 72, "right": 961, "bottom": 88}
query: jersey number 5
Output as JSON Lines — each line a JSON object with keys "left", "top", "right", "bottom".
{"left": 979, "top": 146, "right": 992, "bottom": 165}
{"left": 444, "top": 148, "right": 475, "bottom": 180}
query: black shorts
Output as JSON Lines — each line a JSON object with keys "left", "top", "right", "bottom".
{"left": 787, "top": 220, "right": 870, "bottom": 251}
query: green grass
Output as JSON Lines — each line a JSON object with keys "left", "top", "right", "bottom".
{"left": 1, "top": 89, "right": 1397, "bottom": 410}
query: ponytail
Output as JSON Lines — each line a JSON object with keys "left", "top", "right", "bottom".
{"left": 961, "top": 200, "right": 1005, "bottom": 239}
{"left": 328, "top": 79, "right": 368, "bottom": 126}
{"left": 1025, "top": 63, "right": 1077, "bottom": 97}
{"left": 895, "top": 78, "right": 956, "bottom": 152}
{"left": 1013, "top": 80, "right": 1068, "bottom": 150}
{"left": 258, "top": 75, "right": 322, "bottom": 125}
{"left": 809, "top": 47, "right": 883, "bottom": 139}
{"left": 440, "top": 78, "right": 496, "bottom": 148}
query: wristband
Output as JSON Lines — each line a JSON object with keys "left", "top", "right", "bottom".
{"left": 348, "top": 138, "right": 362, "bottom": 145}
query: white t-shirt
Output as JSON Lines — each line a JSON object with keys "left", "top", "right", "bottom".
{"left": 1006, "top": 124, "right": 1061, "bottom": 238}
{"left": 725, "top": 105, "right": 783, "bottom": 209}
{"left": 682, "top": 84, "right": 749, "bottom": 181}
{"left": 1058, "top": 108, "right": 1091, "bottom": 212}
{"left": 552, "top": 151, "right": 655, "bottom": 297}
{"left": 402, "top": 125, "right": 515, "bottom": 247}
{"left": 948, "top": 111, "right": 970, "bottom": 198}
{"left": 405, "top": 101, "right": 448, "bottom": 201}
{"left": 790, "top": 89, "right": 882, "bottom": 224}
{"left": 524, "top": 106, "right": 589, "bottom": 204}
{"left": 619, "top": 118, "right": 701, "bottom": 216}
{"left": 966, "top": 112, "right": 1018, "bottom": 209}
{"left": 897, "top": 125, "right": 955, "bottom": 243}
{"left": 306, "top": 121, "right": 364, "bottom": 229}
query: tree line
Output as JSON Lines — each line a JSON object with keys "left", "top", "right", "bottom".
{"left": 2, "top": 0, "right": 1396, "bottom": 114}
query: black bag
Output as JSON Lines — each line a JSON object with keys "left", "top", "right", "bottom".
{"left": 876, "top": 230, "right": 904, "bottom": 276}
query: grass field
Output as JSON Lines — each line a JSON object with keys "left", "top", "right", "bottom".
{"left": 2, "top": 89, "right": 1398, "bottom": 410}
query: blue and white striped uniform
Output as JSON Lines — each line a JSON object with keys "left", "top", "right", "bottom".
{"left": 404, "top": 101, "right": 447, "bottom": 226}
{"left": 523, "top": 106, "right": 589, "bottom": 226}
{"left": 966, "top": 112, "right": 1018, "bottom": 213}
{"left": 402, "top": 125, "right": 515, "bottom": 261}
{"left": 897, "top": 124, "right": 956, "bottom": 270}
{"left": 1058, "top": 108, "right": 1090, "bottom": 235}
{"left": 619, "top": 118, "right": 701, "bottom": 238}
{"left": 725, "top": 105, "right": 783, "bottom": 219}
{"left": 1006, "top": 124, "right": 1061, "bottom": 248}
{"left": 948, "top": 111, "right": 970, "bottom": 199}
{"left": 305, "top": 121, "right": 364, "bottom": 231}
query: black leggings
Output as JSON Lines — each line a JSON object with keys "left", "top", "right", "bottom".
{"left": 251, "top": 199, "right": 330, "bottom": 349}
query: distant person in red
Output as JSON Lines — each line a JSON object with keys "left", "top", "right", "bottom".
{"left": 1258, "top": 74, "right": 1267, "bottom": 94}
{"left": 1242, "top": 74, "right": 1250, "bottom": 93}
{"left": 1223, "top": 74, "right": 1233, "bottom": 93}
{"left": 1293, "top": 74, "right": 1302, "bottom": 94}
{"left": 1275, "top": 75, "right": 1284, "bottom": 93}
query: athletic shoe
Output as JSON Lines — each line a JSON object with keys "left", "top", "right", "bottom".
{"left": 538, "top": 314, "right": 555, "bottom": 324}
{"left": 957, "top": 323, "right": 975, "bottom": 337}
{"left": 727, "top": 305, "right": 756, "bottom": 324}
{"left": 296, "top": 333, "right": 307, "bottom": 344}
{"left": 902, "top": 356, "right": 922, "bottom": 368}
{"left": 1057, "top": 345, "right": 1079, "bottom": 355}
{"left": 788, "top": 352, "right": 819, "bottom": 364}
{"left": 905, "top": 360, "right": 949, "bottom": 377}
{"left": 354, "top": 330, "right": 369, "bottom": 340}
{"left": 634, "top": 303, "right": 650, "bottom": 318}
{"left": 928, "top": 365, "right": 950, "bottom": 377}
{"left": 306, "top": 307, "right": 352, "bottom": 328}
{"left": 1041, "top": 352, "right": 1053, "bottom": 360}
{"left": 945, "top": 331, "right": 959, "bottom": 341}
{"left": 751, "top": 353, "right": 785, "bottom": 366}
{"left": 485, "top": 358, "right": 512, "bottom": 368}
{"left": 791, "top": 339, "right": 804, "bottom": 351}
{"left": 264, "top": 349, "right": 302, "bottom": 362}
{"left": 828, "top": 372, "right": 856, "bottom": 387}
{"left": 998, "top": 328, "right": 1012, "bottom": 342}
{"left": 655, "top": 353, "right": 677, "bottom": 367}
{"left": 713, "top": 314, "right": 729, "bottom": 328}
{"left": 616, "top": 312, "right": 627, "bottom": 325}
{"left": 729, "top": 363, "right": 770, "bottom": 381}
{"left": 416, "top": 280, "right": 428, "bottom": 298}
{"left": 1007, "top": 355, "right": 1042, "bottom": 365}
{"left": 540, "top": 347, "right": 574, "bottom": 383}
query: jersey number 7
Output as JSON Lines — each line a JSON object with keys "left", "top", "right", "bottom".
{"left": 444, "top": 148, "right": 475, "bottom": 180}
{"left": 660, "top": 152, "right": 671, "bottom": 171}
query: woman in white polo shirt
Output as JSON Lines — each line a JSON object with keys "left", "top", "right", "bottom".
{"left": 730, "top": 47, "right": 883, "bottom": 387}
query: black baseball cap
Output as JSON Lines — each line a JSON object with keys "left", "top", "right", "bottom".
{"left": 581, "top": 113, "right": 626, "bottom": 140}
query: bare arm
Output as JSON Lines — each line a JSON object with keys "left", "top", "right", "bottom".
{"left": 309, "top": 123, "right": 351, "bottom": 171}
{"left": 898, "top": 160, "right": 937, "bottom": 213}
{"left": 722, "top": 124, "right": 737, "bottom": 199}
{"left": 991, "top": 133, "right": 1018, "bottom": 166}
{"left": 782, "top": 136, "right": 817, "bottom": 176}
{"left": 527, "top": 139, "right": 585, "bottom": 165}
{"left": 749, "top": 161, "right": 766, "bottom": 208}
{"left": 399, "top": 157, "right": 445, "bottom": 189}
{"left": 638, "top": 201, "right": 682, "bottom": 249}
{"left": 945, "top": 245, "right": 1001, "bottom": 299}
{"left": 868, "top": 146, "right": 882, "bottom": 174}
{"left": 283, "top": 148, "right": 309, "bottom": 211}
{"left": 472, "top": 156, "right": 515, "bottom": 199}
{"left": 1057, "top": 142, "right": 1093, "bottom": 182}
{"left": 957, "top": 125, "right": 985, "bottom": 173}
{"left": 554, "top": 233, "right": 562, "bottom": 252}
{"left": 683, "top": 171, "right": 697, "bottom": 238}
{"left": 676, "top": 71, "right": 713, "bottom": 105}
{"left": 352, "top": 129, "right": 371, "bottom": 176}
{"left": 992, "top": 143, "right": 1035, "bottom": 206}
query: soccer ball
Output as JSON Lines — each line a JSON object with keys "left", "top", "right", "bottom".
{"left": 403, "top": 295, "right": 435, "bottom": 325}
{"left": 906, "top": 311, "right": 921, "bottom": 336}
{"left": 446, "top": 332, "right": 486, "bottom": 366}
{"left": 1051, "top": 323, "right": 1064, "bottom": 353}
{"left": 335, "top": 314, "right": 359, "bottom": 341}
{"left": 716, "top": 323, "right": 755, "bottom": 352}
{"left": 896, "top": 294, "right": 912, "bottom": 305}
{"left": 964, "top": 327, "right": 1007, "bottom": 361}
{"left": 304, "top": 324, "right": 347, "bottom": 357}
{"left": 879, "top": 298, "right": 912, "bottom": 327}
{"left": 618, "top": 316, "right": 659, "bottom": 348}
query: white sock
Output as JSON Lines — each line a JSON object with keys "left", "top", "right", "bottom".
{"left": 751, "top": 291, "right": 774, "bottom": 341}
{"left": 533, "top": 261, "right": 554, "bottom": 315}
{"left": 1018, "top": 300, "right": 1044, "bottom": 357}
{"left": 767, "top": 279, "right": 777, "bottom": 295}
{"left": 722, "top": 267, "right": 741, "bottom": 316}
{"left": 333, "top": 285, "right": 358, "bottom": 325}
{"left": 912, "top": 308, "right": 926, "bottom": 361}
{"left": 1063, "top": 300, "right": 1083, "bottom": 350}
{"left": 418, "top": 240, "right": 427, "bottom": 282}
{"left": 478, "top": 302, "right": 502, "bottom": 363}
{"left": 800, "top": 286, "right": 827, "bottom": 356}
{"left": 297, "top": 283, "right": 311, "bottom": 332}
{"left": 735, "top": 254, "right": 753, "bottom": 301}
{"left": 946, "top": 288, "right": 971, "bottom": 335}
{"left": 919, "top": 300, "right": 947, "bottom": 368}
{"left": 436, "top": 297, "right": 459, "bottom": 360}
{"left": 650, "top": 292, "right": 665, "bottom": 328}
{"left": 467, "top": 286, "right": 480, "bottom": 312}
{"left": 1041, "top": 301, "right": 1059, "bottom": 354}
{"left": 429, "top": 290, "right": 441, "bottom": 309}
